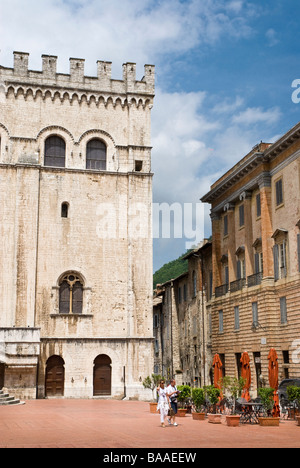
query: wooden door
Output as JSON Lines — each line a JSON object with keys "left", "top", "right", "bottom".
{"left": 45, "top": 356, "right": 65, "bottom": 397}
{"left": 93, "top": 355, "right": 111, "bottom": 396}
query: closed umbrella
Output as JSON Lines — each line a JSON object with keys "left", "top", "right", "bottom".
{"left": 268, "top": 348, "right": 280, "bottom": 417}
{"left": 240, "top": 351, "right": 251, "bottom": 402}
{"left": 213, "top": 353, "right": 223, "bottom": 389}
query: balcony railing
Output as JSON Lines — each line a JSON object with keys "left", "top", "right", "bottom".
{"left": 247, "top": 272, "right": 263, "bottom": 288}
{"left": 230, "top": 278, "right": 246, "bottom": 293}
{"left": 215, "top": 272, "right": 264, "bottom": 297}
{"left": 215, "top": 283, "right": 229, "bottom": 298}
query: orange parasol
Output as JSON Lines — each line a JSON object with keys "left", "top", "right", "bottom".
{"left": 268, "top": 348, "right": 280, "bottom": 417}
{"left": 240, "top": 351, "right": 251, "bottom": 402}
{"left": 213, "top": 353, "right": 223, "bottom": 390}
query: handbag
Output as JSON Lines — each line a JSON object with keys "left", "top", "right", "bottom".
{"left": 168, "top": 407, "right": 175, "bottom": 417}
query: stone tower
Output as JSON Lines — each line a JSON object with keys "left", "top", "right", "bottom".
{"left": 0, "top": 52, "right": 155, "bottom": 399}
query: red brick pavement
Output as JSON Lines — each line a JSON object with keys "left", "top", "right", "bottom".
{"left": 0, "top": 399, "right": 299, "bottom": 449}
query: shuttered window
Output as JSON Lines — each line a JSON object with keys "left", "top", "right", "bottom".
{"left": 252, "top": 302, "right": 258, "bottom": 326}
{"left": 275, "top": 178, "right": 283, "bottom": 206}
{"left": 219, "top": 310, "right": 224, "bottom": 333}
{"left": 234, "top": 306, "right": 240, "bottom": 330}
{"left": 45, "top": 136, "right": 66, "bottom": 167}
{"left": 256, "top": 193, "right": 261, "bottom": 218}
{"left": 86, "top": 139, "right": 106, "bottom": 170}
{"left": 280, "top": 297, "right": 287, "bottom": 324}
{"left": 224, "top": 215, "right": 228, "bottom": 236}
{"left": 239, "top": 205, "right": 245, "bottom": 227}
{"left": 59, "top": 273, "right": 83, "bottom": 314}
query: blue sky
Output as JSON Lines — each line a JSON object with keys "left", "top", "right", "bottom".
{"left": 1, "top": 0, "right": 300, "bottom": 272}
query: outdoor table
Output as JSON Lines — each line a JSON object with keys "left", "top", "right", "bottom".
{"left": 239, "top": 402, "right": 264, "bottom": 424}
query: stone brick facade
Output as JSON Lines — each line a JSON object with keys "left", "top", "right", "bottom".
{"left": 201, "top": 124, "right": 300, "bottom": 396}
{"left": 0, "top": 52, "right": 155, "bottom": 400}
{"left": 153, "top": 240, "right": 213, "bottom": 388}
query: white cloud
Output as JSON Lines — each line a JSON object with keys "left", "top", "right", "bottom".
{"left": 151, "top": 89, "right": 219, "bottom": 204}
{"left": 266, "top": 28, "right": 279, "bottom": 47}
{"left": 0, "top": 0, "right": 283, "bottom": 270}
{"left": 0, "top": 0, "right": 256, "bottom": 77}
{"left": 232, "top": 106, "right": 281, "bottom": 125}
{"left": 212, "top": 96, "right": 244, "bottom": 114}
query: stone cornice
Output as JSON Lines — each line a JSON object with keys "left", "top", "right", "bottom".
{"left": 201, "top": 152, "right": 264, "bottom": 204}
{"left": 4, "top": 82, "right": 154, "bottom": 108}
{"left": 201, "top": 121, "right": 300, "bottom": 206}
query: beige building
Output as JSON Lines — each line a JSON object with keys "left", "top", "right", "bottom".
{"left": 201, "top": 123, "right": 300, "bottom": 395}
{"left": 153, "top": 240, "right": 213, "bottom": 388}
{"left": 0, "top": 51, "right": 155, "bottom": 400}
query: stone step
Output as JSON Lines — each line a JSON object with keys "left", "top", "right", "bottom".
{"left": 0, "top": 389, "right": 24, "bottom": 406}
{"left": 0, "top": 399, "right": 20, "bottom": 405}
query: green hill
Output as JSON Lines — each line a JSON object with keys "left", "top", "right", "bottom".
{"left": 153, "top": 250, "right": 191, "bottom": 290}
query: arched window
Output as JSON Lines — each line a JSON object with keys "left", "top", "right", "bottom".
{"left": 86, "top": 139, "right": 106, "bottom": 170}
{"left": 44, "top": 136, "right": 66, "bottom": 167}
{"left": 59, "top": 273, "right": 83, "bottom": 314}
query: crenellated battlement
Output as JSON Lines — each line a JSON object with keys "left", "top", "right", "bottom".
{"left": 0, "top": 51, "right": 155, "bottom": 97}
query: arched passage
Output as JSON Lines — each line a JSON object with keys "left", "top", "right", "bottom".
{"left": 93, "top": 354, "right": 112, "bottom": 396}
{"left": 45, "top": 355, "right": 65, "bottom": 397}
{"left": 0, "top": 362, "right": 5, "bottom": 389}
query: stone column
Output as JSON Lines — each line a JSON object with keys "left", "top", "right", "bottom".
{"left": 240, "top": 191, "right": 254, "bottom": 277}
{"left": 211, "top": 211, "right": 222, "bottom": 292}
{"left": 258, "top": 173, "right": 273, "bottom": 278}
{"left": 224, "top": 203, "right": 236, "bottom": 283}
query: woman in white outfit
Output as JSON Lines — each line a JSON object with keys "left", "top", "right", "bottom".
{"left": 157, "top": 380, "right": 170, "bottom": 427}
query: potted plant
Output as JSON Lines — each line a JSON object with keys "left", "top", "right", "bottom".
{"left": 191, "top": 387, "right": 206, "bottom": 420}
{"left": 286, "top": 386, "right": 300, "bottom": 425}
{"left": 204, "top": 385, "right": 222, "bottom": 423}
{"left": 220, "top": 376, "right": 245, "bottom": 427}
{"left": 258, "top": 387, "right": 280, "bottom": 426}
{"left": 142, "top": 374, "right": 162, "bottom": 413}
{"left": 177, "top": 385, "right": 191, "bottom": 417}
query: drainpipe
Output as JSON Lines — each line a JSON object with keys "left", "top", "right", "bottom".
{"left": 170, "top": 282, "right": 174, "bottom": 379}
{"left": 122, "top": 366, "right": 126, "bottom": 400}
{"left": 200, "top": 251, "right": 206, "bottom": 386}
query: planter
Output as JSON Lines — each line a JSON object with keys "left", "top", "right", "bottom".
{"left": 149, "top": 402, "right": 158, "bottom": 413}
{"left": 177, "top": 408, "right": 188, "bottom": 417}
{"left": 258, "top": 417, "right": 280, "bottom": 427}
{"left": 192, "top": 412, "right": 206, "bottom": 421}
{"left": 226, "top": 415, "right": 241, "bottom": 427}
{"left": 207, "top": 413, "right": 222, "bottom": 424}
{"left": 296, "top": 416, "right": 300, "bottom": 426}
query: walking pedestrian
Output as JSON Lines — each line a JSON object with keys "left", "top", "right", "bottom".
{"left": 156, "top": 380, "right": 170, "bottom": 428}
{"left": 166, "top": 379, "right": 179, "bottom": 426}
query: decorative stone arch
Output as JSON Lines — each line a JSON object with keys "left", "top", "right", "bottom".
{"left": 78, "top": 129, "right": 116, "bottom": 172}
{"left": 36, "top": 126, "right": 75, "bottom": 167}
{"left": 57, "top": 270, "right": 86, "bottom": 288}
{"left": 0, "top": 123, "right": 10, "bottom": 162}
{"left": 0, "top": 122, "right": 10, "bottom": 138}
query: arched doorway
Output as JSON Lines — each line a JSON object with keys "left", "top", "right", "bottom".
{"left": 0, "top": 363, "right": 5, "bottom": 389}
{"left": 93, "top": 354, "right": 112, "bottom": 396}
{"left": 45, "top": 355, "right": 65, "bottom": 397}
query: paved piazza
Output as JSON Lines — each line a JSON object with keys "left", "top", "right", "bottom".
{"left": 0, "top": 399, "right": 299, "bottom": 449}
